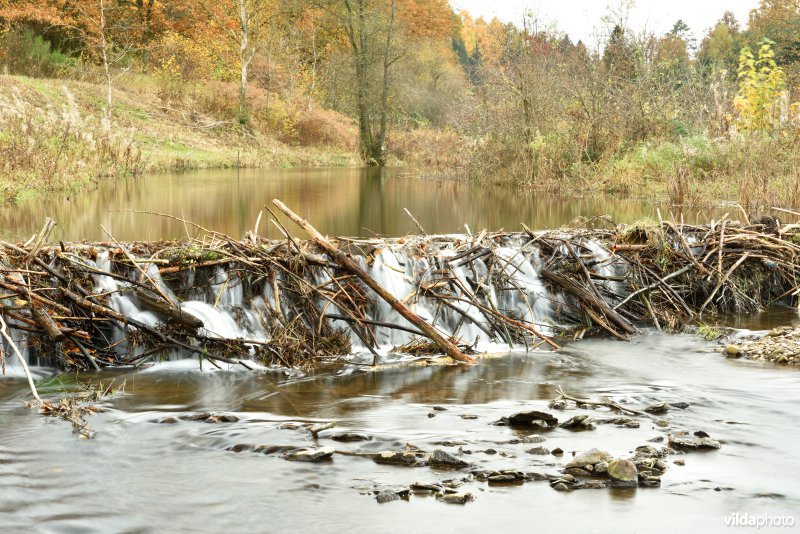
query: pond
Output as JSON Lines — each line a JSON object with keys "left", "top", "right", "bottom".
{"left": 0, "top": 167, "right": 727, "bottom": 242}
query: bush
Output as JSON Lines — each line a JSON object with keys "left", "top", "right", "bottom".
{"left": 0, "top": 28, "right": 75, "bottom": 78}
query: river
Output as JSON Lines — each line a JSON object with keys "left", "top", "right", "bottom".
{"left": 0, "top": 168, "right": 798, "bottom": 533}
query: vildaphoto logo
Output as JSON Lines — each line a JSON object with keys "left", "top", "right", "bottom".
{"left": 724, "top": 512, "right": 795, "bottom": 529}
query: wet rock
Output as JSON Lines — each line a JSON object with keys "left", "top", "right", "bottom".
{"left": 181, "top": 413, "right": 239, "bottom": 423}
{"left": 724, "top": 345, "right": 741, "bottom": 358}
{"left": 429, "top": 449, "right": 469, "bottom": 469}
{"left": 694, "top": 430, "right": 710, "bottom": 438}
{"left": 600, "top": 417, "right": 640, "bottom": 428}
{"left": 483, "top": 448, "right": 497, "bottom": 455}
{"left": 669, "top": 436, "right": 721, "bottom": 450}
{"left": 460, "top": 414, "right": 479, "bottom": 420}
{"left": 607, "top": 458, "right": 638, "bottom": 488}
{"left": 158, "top": 417, "right": 180, "bottom": 424}
{"left": 634, "top": 445, "right": 661, "bottom": 459}
{"left": 427, "top": 413, "right": 436, "bottom": 418}
{"left": 374, "top": 451, "right": 424, "bottom": 466}
{"left": 488, "top": 474, "right": 520, "bottom": 485}
{"left": 594, "top": 461, "right": 608, "bottom": 474}
{"left": 639, "top": 476, "right": 661, "bottom": 488}
{"left": 549, "top": 399, "right": 568, "bottom": 410}
{"left": 566, "top": 448, "right": 612, "bottom": 469}
{"left": 560, "top": 414, "right": 596, "bottom": 430}
{"left": 671, "top": 402, "right": 690, "bottom": 410}
{"left": 410, "top": 482, "right": 443, "bottom": 493}
{"left": 503, "top": 410, "right": 558, "bottom": 428}
{"left": 655, "top": 419, "right": 669, "bottom": 428}
{"left": 674, "top": 458, "right": 685, "bottom": 466}
{"left": 527, "top": 446, "right": 550, "bottom": 455}
{"left": 284, "top": 447, "right": 335, "bottom": 463}
{"left": 227, "top": 444, "right": 254, "bottom": 453}
{"left": 553, "top": 482, "right": 570, "bottom": 492}
{"left": 278, "top": 422, "right": 303, "bottom": 430}
{"left": 645, "top": 402, "right": 670, "bottom": 415}
{"left": 376, "top": 491, "right": 400, "bottom": 504}
{"left": 552, "top": 447, "right": 564, "bottom": 456}
{"left": 254, "top": 445, "right": 297, "bottom": 455}
{"left": 565, "top": 467, "right": 593, "bottom": 477}
{"left": 440, "top": 492, "right": 474, "bottom": 504}
{"left": 522, "top": 434, "right": 546, "bottom": 443}
{"left": 432, "top": 406, "right": 448, "bottom": 411}
{"left": 329, "top": 432, "right": 371, "bottom": 442}
{"left": 647, "top": 436, "right": 664, "bottom": 443}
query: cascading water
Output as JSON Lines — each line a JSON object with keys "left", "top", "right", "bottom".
{"left": 1, "top": 234, "right": 631, "bottom": 372}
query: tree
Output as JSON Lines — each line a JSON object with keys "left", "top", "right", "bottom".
{"left": 698, "top": 13, "right": 739, "bottom": 72}
{"left": 316, "top": 0, "right": 400, "bottom": 165}
{"left": 734, "top": 39, "right": 787, "bottom": 132}
{"left": 669, "top": 19, "right": 696, "bottom": 53}
{"left": 202, "top": 0, "right": 277, "bottom": 124}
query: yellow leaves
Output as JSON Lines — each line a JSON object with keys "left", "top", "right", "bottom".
{"left": 734, "top": 39, "right": 789, "bottom": 133}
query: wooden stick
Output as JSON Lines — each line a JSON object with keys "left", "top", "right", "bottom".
{"left": 272, "top": 199, "right": 477, "bottom": 364}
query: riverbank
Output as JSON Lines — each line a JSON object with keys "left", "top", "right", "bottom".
{"left": 0, "top": 75, "right": 360, "bottom": 204}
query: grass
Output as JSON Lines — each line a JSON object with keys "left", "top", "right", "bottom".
{"left": 0, "top": 74, "right": 360, "bottom": 204}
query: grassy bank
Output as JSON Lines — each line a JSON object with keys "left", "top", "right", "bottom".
{"left": 0, "top": 74, "right": 360, "bottom": 203}
{"left": 393, "top": 128, "right": 800, "bottom": 211}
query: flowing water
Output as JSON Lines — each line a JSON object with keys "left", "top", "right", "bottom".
{"left": 1, "top": 168, "right": 799, "bottom": 533}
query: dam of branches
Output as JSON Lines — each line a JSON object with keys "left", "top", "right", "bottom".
{"left": 1, "top": 201, "right": 798, "bottom": 374}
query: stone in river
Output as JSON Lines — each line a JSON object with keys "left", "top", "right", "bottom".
{"left": 374, "top": 451, "right": 422, "bottom": 466}
{"left": 429, "top": 449, "right": 469, "bottom": 469}
{"left": 284, "top": 447, "right": 335, "bottom": 462}
{"left": 506, "top": 410, "right": 558, "bottom": 428}
{"left": 522, "top": 434, "right": 546, "bottom": 443}
{"left": 553, "top": 482, "right": 570, "bottom": 491}
{"left": 227, "top": 444, "right": 254, "bottom": 453}
{"left": 560, "top": 414, "right": 596, "bottom": 430}
{"left": 410, "top": 482, "right": 443, "bottom": 493}
{"left": 551, "top": 447, "right": 564, "bottom": 456}
{"left": 669, "top": 436, "right": 721, "bottom": 450}
{"left": 158, "top": 417, "right": 180, "bottom": 424}
{"left": 607, "top": 458, "right": 638, "bottom": 488}
{"left": 645, "top": 402, "right": 670, "bottom": 414}
{"left": 376, "top": 491, "right": 400, "bottom": 503}
{"left": 566, "top": 448, "right": 612, "bottom": 469}
{"left": 440, "top": 492, "right": 474, "bottom": 504}
{"left": 724, "top": 344, "right": 742, "bottom": 358}
{"left": 329, "top": 432, "right": 371, "bottom": 442}
{"left": 460, "top": 414, "right": 479, "bottom": 420}
{"left": 527, "top": 446, "right": 550, "bottom": 455}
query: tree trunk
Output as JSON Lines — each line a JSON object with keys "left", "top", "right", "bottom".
{"left": 238, "top": 0, "right": 250, "bottom": 125}
{"left": 100, "top": 0, "right": 112, "bottom": 132}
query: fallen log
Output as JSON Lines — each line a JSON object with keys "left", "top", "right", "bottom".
{"left": 272, "top": 199, "right": 477, "bottom": 365}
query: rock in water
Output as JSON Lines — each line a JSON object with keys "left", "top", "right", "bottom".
{"left": 560, "top": 415, "right": 597, "bottom": 430}
{"left": 669, "top": 436, "right": 721, "bottom": 450}
{"left": 607, "top": 458, "right": 638, "bottom": 488}
{"left": 284, "top": 447, "right": 335, "bottom": 462}
{"left": 376, "top": 491, "right": 400, "bottom": 503}
{"left": 566, "top": 448, "right": 612, "bottom": 469}
{"left": 374, "top": 451, "right": 422, "bottom": 466}
{"left": 440, "top": 492, "right": 474, "bottom": 504}
{"left": 329, "top": 432, "right": 371, "bottom": 442}
{"left": 645, "top": 402, "right": 670, "bottom": 414}
{"left": 527, "top": 446, "right": 550, "bottom": 455}
{"left": 506, "top": 410, "right": 559, "bottom": 428}
{"left": 429, "top": 449, "right": 469, "bottom": 469}
{"left": 724, "top": 345, "right": 741, "bottom": 358}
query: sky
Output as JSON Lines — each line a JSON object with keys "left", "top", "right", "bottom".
{"left": 451, "top": 0, "right": 760, "bottom": 47}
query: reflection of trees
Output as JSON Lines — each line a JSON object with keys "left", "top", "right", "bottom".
{"left": 1, "top": 166, "right": 733, "bottom": 242}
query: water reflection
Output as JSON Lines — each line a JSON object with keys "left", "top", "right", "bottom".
{"left": 0, "top": 167, "right": 734, "bottom": 241}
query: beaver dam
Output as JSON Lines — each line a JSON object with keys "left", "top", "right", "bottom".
{"left": 2, "top": 200, "right": 799, "bottom": 375}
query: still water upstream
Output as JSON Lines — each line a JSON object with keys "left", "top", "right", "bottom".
{"left": 1, "top": 168, "right": 798, "bottom": 533}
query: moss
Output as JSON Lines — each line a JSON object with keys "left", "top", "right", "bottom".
{"left": 696, "top": 322, "right": 721, "bottom": 341}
